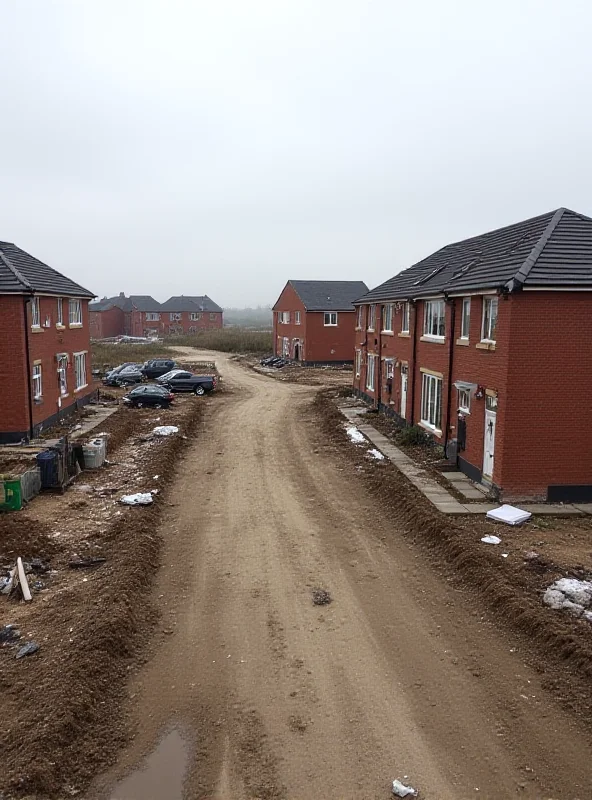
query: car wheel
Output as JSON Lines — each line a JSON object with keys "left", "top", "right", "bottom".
{"left": 194, "top": 385, "right": 206, "bottom": 396}
{"left": 154, "top": 403, "right": 163, "bottom": 409}
{"left": 136, "top": 402, "right": 144, "bottom": 408}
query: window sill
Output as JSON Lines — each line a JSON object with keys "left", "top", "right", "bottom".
{"left": 30, "top": 326, "right": 43, "bottom": 333}
{"left": 74, "top": 384, "right": 88, "bottom": 393}
{"left": 69, "top": 323, "right": 83, "bottom": 329}
{"left": 56, "top": 324, "right": 65, "bottom": 330}
{"left": 398, "top": 331, "right": 410, "bottom": 338}
{"left": 419, "top": 420, "right": 442, "bottom": 437}
{"left": 367, "top": 328, "right": 375, "bottom": 333}
{"left": 381, "top": 330, "right": 394, "bottom": 336}
{"left": 420, "top": 335, "right": 445, "bottom": 345}
{"left": 476, "top": 341, "right": 496, "bottom": 351}
{"left": 60, "top": 393, "right": 70, "bottom": 399}
{"left": 456, "top": 338, "right": 470, "bottom": 346}
{"left": 458, "top": 408, "right": 470, "bottom": 416}
{"left": 34, "top": 398, "right": 43, "bottom": 405}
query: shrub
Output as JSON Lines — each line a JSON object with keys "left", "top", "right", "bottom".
{"left": 397, "top": 424, "right": 430, "bottom": 447}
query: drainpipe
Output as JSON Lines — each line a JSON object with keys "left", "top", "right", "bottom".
{"left": 23, "top": 296, "right": 35, "bottom": 440}
{"left": 374, "top": 305, "right": 382, "bottom": 411}
{"left": 443, "top": 296, "right": 456, "bottom": 453}
{"left": 409, "top": 300, "right": 418, "bottom": 425}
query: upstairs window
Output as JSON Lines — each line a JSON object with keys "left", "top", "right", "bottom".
{"left": 324, "top": 312, "right": 338, "bottom": 326}
{"left": 367, "top": 304, "right": 376, "bottom": 331}
{"left": 460, "top": 298, "right": 471, "bottom": 339}
{"left": 170, "top": 312, "right": 182, "bottom": 321}
{"left": 356, "top": 305, "right": 363, "bottom": 328}
{"left": 423, "top": 300, "right": 445, "bottom": 338}
{"left": 382, "top": 304, "right": 393, "bottom": 332}
{"left": 56, "top": 297, "right": 63, "bottom": 326}
{"left": 31, "top": 297, "right": 40, "bottom": 328}
{"left": 190, "top": 312, "right": 202, "bottom": 320}
{"left": 69, "top": 299, "right": 82, "bottom": 326}
{"left": 401, "top": 302, "right": 410, "bottom": 333}
{"left": 278, "top": 311, "right": 290, "bottom": 324}
{"left": 295, "top": 311, "right": 301, "bottom": 325}
{"left": 146, "top": 312, "right": 160, "bottom": 321}
{"left": 209, "top": 313, "right": 216, "bottom": 320}
{"left": 481, "top": 297, "right": 498, "bottom": 342}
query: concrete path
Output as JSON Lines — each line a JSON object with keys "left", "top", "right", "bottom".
{"left": 340, "top": 407, "right": 587, "bottom": 517}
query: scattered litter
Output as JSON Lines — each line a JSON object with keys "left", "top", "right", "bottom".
{"left": 481, "top": 535, "right": 501, "bottom": 545}
{"left": 152, "top": 426, "right": 179, "bottom": 437}
{"left": 30, "top": 558, "right": 49, "bottom": 574}
{"left": 32, "top": 581, "right": 45, "bottom": 591}
{"left": 392, "top": 779, "right": 418, "bottom": 797}
{"left": 543, "top": 578, "right": 592, "bottom": 619}
{"left": 1, "top": 568, "right": 16, "bottom": 594}
{"left": 74, "top": 484, "right": 94, "bottom": 494}
{"left": 501, "top": 553, "right": 509, "bottom": 558}
{"left": 16, "top": 641, "right": 40, "bottom": 659}
{"left": 120, "top": 493, "right": 154, "bottom": 506}
{"left": 346, "top": 426, "right": 366, "bottom": 444}
{"left": 153, "top": 475, "right": 159, "bottom": 479}
{"left": 486, "top": 504, "right": 532, "bottom": 525}
{"left": 0, "top": 624, "right": 20, "bottom": 644}
{"left": 367, "top": 448, "right": 385, "bottom": 460}
{"left": 69, "top": 557, "right": 107, "bottom": 569}
{"left": 312, "top": 588, "right": 332, "bottom": 606}
{"left": 524, "top": 551, "right": 539, "bottom": 561}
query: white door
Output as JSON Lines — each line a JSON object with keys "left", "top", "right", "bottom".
{"left": 400, "top": 367, "right": 408, "bottom": 419}
{"left": 483, "top": 408, "right": 496, "bottom": 478}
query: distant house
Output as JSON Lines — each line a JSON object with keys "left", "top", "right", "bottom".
{"left": 353, "top": 207, "right": 592, "bottom": 502}
{"left": 89, "top": 294, "right": 162, "bottom": 339}
{"left": 158, "top": 296, "right": 224, "bottom": 335}
{"left": 272, "top": 280, "right": 368, "bottom": 364}
{"left": 0, "top": 241, "right": 95, "bottom": 442}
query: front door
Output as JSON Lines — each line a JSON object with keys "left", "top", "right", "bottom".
{"left": 293, "top": 340, "right": 301, "bottom": 361}
{"left": 400, "top": 366, "right": 408, "bottom": 419}
{"left": 483, "top": 399, "right": 497, "bottom": 478}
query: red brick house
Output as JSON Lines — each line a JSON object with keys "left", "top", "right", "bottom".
{"left": 273, "top": 280, "right": 368, "bottom": 364}
{"left": 0, "top": 241, "right": 95, "bottom": 443}
{"left": 158, "top": 296, "right": 224, "bottom": 335}
{"left": 353, "top": 208, "right": 592, "bottom": 503}
{"left": 89, "top": 294, "right": 162, "bottom": 338}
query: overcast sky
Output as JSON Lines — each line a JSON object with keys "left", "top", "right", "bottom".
{"left": 1, "top": 1, "right": 591, "bottom": 306}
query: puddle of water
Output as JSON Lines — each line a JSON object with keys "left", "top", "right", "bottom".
{"left": 109, "top": 729, "right": 188, "bottom": 800}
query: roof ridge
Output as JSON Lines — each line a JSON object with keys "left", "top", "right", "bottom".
{"left": 0, "top": 249, "right": 33, "bottom": 291}
{"left": 505, "top": 208, "right": 566, "bottom": 292}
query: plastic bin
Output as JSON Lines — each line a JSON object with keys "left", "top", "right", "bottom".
{"left": 37, "top": 450, "right": 60, "bottom": 489}
{"left": 82, "top": 438, "right": 106, "bottom": 470}
{"left": 0, "top": 479, "right": 23, "bottom": 511}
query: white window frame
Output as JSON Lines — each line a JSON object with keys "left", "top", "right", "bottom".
{"left": 31, "top": 297, "right": 40, "bottom": 328}
{"left": 460, "top": 297, "right": 471, "bottom": 339}
{"left": 401, "top": 302, "right": 410, "bottom": 333}
{"left": 295, "top": 311, "right": 301, "bottom": 325}
{"left": 356, "top": 305, "right": 363, "bottom": 329}
{"left": 423, "top": 300, "right": 446, "bottom": 339}
{"left": 366, "top": 354, "right": 376, "bottom": 391}
{"left": 209, "top": 313, "right": 216, "bottom": 320}
{"left": 57, "top": 354, "right": 68, "bottom": 396}
{"left": 56, "top": 297, "right": 63, "bottom": 326}
{"left": 481, "top": 297, "right": 498, "bottom": 343}
{"left": 458, "top": 387, "right": 471, "bottom": 414}
{"left": 190, "top": 312, "right": 202, "bottom": 321}
{"left": 74, "top": 351, "right": 88, "bottom": 391}
{"left": 382, "top": 304, "right": 393, "bottom": 332}
{"left": 420, "top": 372, "right": 443, "bottom": 432}
{"left": 367, "top": 304, "right": 376, "bottom": 331}
{"left": 354, "top": 349, "right": 361, "bottom": 377}
{"left": 324, "top": 312, "right": 338, "bottom": 326}
{"left": 278, "top": 311, "right": 290, "bottom": 324}
{"left": 384, "top": 358, "right": 395, "bottom": 379}
{"left": 169, "top": 312, "right": 182, "bottom": 321}
{"left": 68, "top": 298, "right": 82, "bottom": 326}
{"left": 145, "top": 312, "right": 160, "bottom": 321}
{"left": 32, "top": 364, "right": 42, "bottom": 399}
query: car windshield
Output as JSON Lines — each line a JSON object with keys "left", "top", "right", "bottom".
{"left": 146, "top": 386, "right": 168, "bottom": 393}
{"left": 159, "top": 369, "right": 184, "bottom": 380}
{"left": 120, "top": 366, "right": 140, "bottom": 373}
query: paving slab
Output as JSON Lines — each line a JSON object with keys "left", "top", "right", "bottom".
{"left": 461, "top": 503, "right": 502, "bottom": 514}
{"left": 457, "top": 488, "right": 489, "bottom": 500}
{"left": 573, "top": 504, "right": 592, "bottom": 515}
{"left": 521, "top": 504, "right": 582, "bottom": 516}
{"left": 441, "top": 471, "right": 470, "bottom": 482}
{"left": 432, "top": 501, "right": 471, "bottom": 514}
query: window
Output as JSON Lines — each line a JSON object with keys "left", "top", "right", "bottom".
{"left": 56, "top": 298, "right": 63, "bottom": 326}
{"left": 57, "top": 355, "right": 68, "bottom": 396}
{"left": 354, "top": 349, "right": 361, "bottom": 377}
{"left": 421, "top": 372, "right": 443, "bottom": 431}
{"left": 423, "top": 300, "right": 445, "bottom": 338}
{"left": 382, "top": 304, "right": 393, "bottom": 332}
{"left": 458, "top": 387, "right": 471, "bottom": 414}
{"left": 385, "top": 358, "right": 395, "bottom": 379}
{"left": 295, "top": 311, "right": 301, "bottom": 325}
{"left": 209, "top": 313, "right": 216, "bottom": 320}
{"left": 356, "top": 306, "right": 363, "bottom": 328}
{"left": 401, "top": 302, "right": 410, "bottom": 333}
{"left": 481, "top": 297, "right": 498, "bottom": 342}
{"left": 366, "top": 354, "right": 376, "bottom": 391}
{"left": 278, "top": 311, "right": 290, "bottom": 324}
{"left": 146, "top": 312, "right": 160, "bottom": 321}
{"left": 190, "top": 312, "right": 202, "bottom": 321}
{"left": 69, "top": 299, "right": 82, "bottom": 326}
{"left": 324, "top": 312, "right": 338, "bottom": 326}
{"left": 32, "top": 364, "right": 42, "bottom": 399}
{"left": 170, "top": 312, "right": 181, "bottom": 321}
{"left": 74, "top": 352, "right": 87, "bottom": 390}
{"left": 460, "top": 298, "right": 471, "bottom": 339}
{"left": 368, "top": 304, "right": 376, "bottom": 331}
{"left": 31, "top": 297, "right": 40, "bottom": 328}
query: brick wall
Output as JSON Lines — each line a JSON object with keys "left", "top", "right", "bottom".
{"left": 273, "top": 283, "right": 307, "bottom": 358}
{"left": 0, "top": 295, "right": 30, "bottom": 436}
{"left": 89, "top": 307, "right": 125, "bottom": 339}
{"left": 163, "top": 310, "right": 223, "bottom": 335}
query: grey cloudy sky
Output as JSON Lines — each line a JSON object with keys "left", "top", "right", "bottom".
{"left": 1, "top": 0, "right": 591, "bottom": 307}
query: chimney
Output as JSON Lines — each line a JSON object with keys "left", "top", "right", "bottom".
{"left": 119, "top": 292, "right": 125, "bottom": 298}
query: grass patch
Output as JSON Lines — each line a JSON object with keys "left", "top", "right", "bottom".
{"left": 169, "top": 328, "right": 273, "bottom": 354}
{"left": 91, "top": 342, "right": 174, "bottom": 368}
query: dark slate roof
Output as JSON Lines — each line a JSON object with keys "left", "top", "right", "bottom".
{"left": 287, "top": 280, "right": 369, "bottom": 311}
{"left": 0, "top": 241, "right": 94, "bottom": 298}
{"left": 357, "top": 208, "right": 592, "bottom": 303}
{"left": 89, "top": 294, "right": 161, "bottom": 312}
{"left": 159, "top": 295, "right": 223, "bottom": 312}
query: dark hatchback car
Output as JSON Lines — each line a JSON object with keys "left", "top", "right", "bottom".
{"left": 103, "top": 365, "right": 145, "bottom": 387}
{"left": 161, "top": 371, "right": 217, "bottom": 395}
{"left": 141, "top": 359, "right": 177, "bottom": 380}
{"left": 122, "top": 385, "right": 175, "bottom": 408}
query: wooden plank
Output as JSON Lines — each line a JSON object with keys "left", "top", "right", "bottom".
{"left": 16, "top": 558, "right": 32, "bottom": 602}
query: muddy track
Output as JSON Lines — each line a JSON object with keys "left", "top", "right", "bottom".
{"left": 88, "top": 350, "right": 592, "bottom": 800}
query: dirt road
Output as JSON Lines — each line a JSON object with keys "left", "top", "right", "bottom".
{"left": 91, "top": 351, "right": 592, "bottom": 800}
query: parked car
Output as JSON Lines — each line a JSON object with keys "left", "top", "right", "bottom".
{"left": 141, "top": 359, "right": 177, "bottom": 379}
{"left": 103, "top": 365, "right": 145, "bottom": 386}
{"left": 122, "top": 385, "right": 175, "bottom": 408}
{"left": 155, "top": 368, "right": 187, "bottom": 384}
{"left": 161, "top": 371, "right": 217, "bottom": 395}
{"left": 103, "top": 362, "right": 142, "bottom": 381}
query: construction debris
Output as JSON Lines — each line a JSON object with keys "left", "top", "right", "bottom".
{"left": 69, "top": 557, "right": 107, "bottom": 569}
{"left": 486, "top": 504, "right": 532, "bottom": 525}
{"left": 312, "top": 588, "right": 332, "bottom": 606}
{"left": 0, "top": 624, "right": 21, "bottom": 644}
{"left": 152, "top": 426, "right": 179, "bottom": 437}
{"left": 392, "top": 778, "right": 418, "bottom": 797}
{"left": 543, "top": 578, "right": 592, "bottom": 620}
{"left": 17, "top": 557, "right": 32, "bottom": 602}
{"left": 120, "top": 493, "right": 154, "bottom": 506}
{"left": 16, "top": 641, "right": 40, "bottom": 659}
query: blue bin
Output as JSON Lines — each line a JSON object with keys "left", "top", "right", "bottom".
{"left": 37, "top": 450, "right": 59, "bottom": 489}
